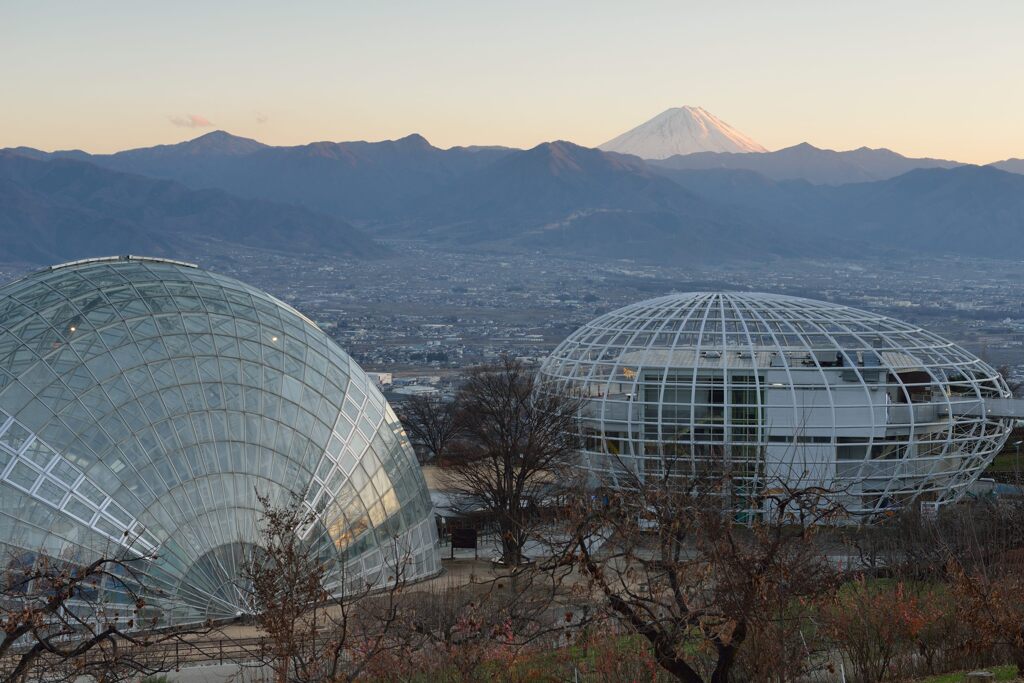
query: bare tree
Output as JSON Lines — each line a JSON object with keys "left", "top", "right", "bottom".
{"left": 396, "top": 393, "right": 466, "bottom": 463}
{"left": 238, "top": 494, "right": 410, "bottom": 683}
{"left": 0, "top": 551, "right": 205, "bottom": 683}
{"left": 557, "top": 468, "right": 839, "bottom": 683}
{"left": 442, "top": 356, "right": 581, "bottom": 566}
{"left": 371, "top": 572, "right": 579, "bottom": 681}
{"left": 848, "top": 499, "right": 1024, "bottom": 582}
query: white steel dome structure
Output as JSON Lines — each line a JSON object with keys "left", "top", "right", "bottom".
{"left": 538, "top": 292, "right": 1015, "bottom": 518}
{"left": 0, "top": 256, "right": 439, "bottom": 625}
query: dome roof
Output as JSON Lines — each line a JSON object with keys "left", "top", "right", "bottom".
{"left": 0, "top": 256, "right": 438, "bottom": 624}
{"left": 543, "top": 291, "right": 1008, "bottom": 386}
{"left": 540, "top": 291, "right": 1011, "bottom": 516}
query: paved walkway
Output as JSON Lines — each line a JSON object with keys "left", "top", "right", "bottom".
{"left": 161, "top": 664, "right": 256, "bottom": 682}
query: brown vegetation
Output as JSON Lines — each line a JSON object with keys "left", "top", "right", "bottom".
{"left": 0, "top": 552, "right": 207, "bottom": 683}
{"left": 552, "top": 469, "right": 839, "bottom": 683}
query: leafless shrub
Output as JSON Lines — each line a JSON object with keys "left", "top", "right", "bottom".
{"left": 0, "top": 550, "right": 207, "bottom": 683}
{"left": 235, "top": 494, "right": 411, "bottom": 683}
{"left": 553, "top": 465, "right": 840, "bottom": 683}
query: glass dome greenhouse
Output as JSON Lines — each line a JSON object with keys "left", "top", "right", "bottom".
{"left": 0, "top": 256, "right": 439, "bottom": 625}
{"left": 538, "top": 292, "right": 1014, "bottom": 518}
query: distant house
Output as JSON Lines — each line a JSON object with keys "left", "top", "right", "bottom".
{"left": 366, "top": 371, "right": 393, "bottom": 387}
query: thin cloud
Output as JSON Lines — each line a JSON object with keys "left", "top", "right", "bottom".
{"left": 256, "top": 112, "right": 269, "bottom": 124}
{"left": 169, "top": 114, "right": 213, "bottom": 128}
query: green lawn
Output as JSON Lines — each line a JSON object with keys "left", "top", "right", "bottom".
{"left": 916, "top": 665, "right": 1018, "bottom": 682}
{"left": 985, "top": 429, "right": 1024, "bottom": 475}
{"left": 987, "top": 449, "right": 1024, "bottom": 474}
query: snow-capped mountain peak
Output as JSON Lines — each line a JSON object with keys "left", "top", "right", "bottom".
{"left": 599, "top": 106, "right": 767, "bottom": 159}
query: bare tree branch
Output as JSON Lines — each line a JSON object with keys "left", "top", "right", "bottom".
{"left": 441, "top": 356, "right": 581, "bottom": 566}
{"left": 552, "top": 470, "right": 840, "bottom": 683}
{"left": 0, "top": 550, "right": 209, "bottom": 683}
{"left": 396, "top": 393, "right": 466, "bottom": 463}
{"left": 236, "top": 493, "right": 414, "bottom": 683}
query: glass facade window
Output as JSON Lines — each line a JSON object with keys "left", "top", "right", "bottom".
{"left": 538, "top": 292, "right": 1014, "bottom": 519}
{"left": 0, "top": 256, "right": 439, "bottom": 625}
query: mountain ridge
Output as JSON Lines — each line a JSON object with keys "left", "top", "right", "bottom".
{"left": 19, "top": 132, "right": 516, "bottom": 220}
{"left": 3, "top": 130, "right": 1024, "bottom": 266}
{"left": 0, "top": 151, "right": 388, "bottom": 263}
{"left": 390, "top": 140, "right": 802, "bottom": 261}
{"left": 662, "top": 162, "right": 1024, "bottom": 258}
{"left": 651, "top": 142, "right": 963, "bottom": 184}
{"left": 992, "top": 158, "right": 1024, "bottom": 174}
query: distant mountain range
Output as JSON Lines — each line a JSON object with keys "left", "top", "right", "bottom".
{"left": 660, "top": 164, "right": 1024, "bottom": 258}
{"left": 391, "top": 141, "right": 795, "bottom": 261}
{"left": 0, "top": 151, "right": 386, "bottom": 263}
{"left": 993, "top": 158, "right": 1024, "bottom": 175}
{"left": 17, "top": 131, "right": 512, "bottom": 220}
{"left": 3, "top": 121, "right": 1024, "bottom": 266}
{"left": 651, "top": 142, "right": 963, "bottom": 184}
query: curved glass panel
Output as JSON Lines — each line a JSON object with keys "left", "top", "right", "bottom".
{"left": 539, "top": 292, "right": 1013, "bottom": 518}
{"left": 0, "top": 256, "right": 439, "bottom": 625}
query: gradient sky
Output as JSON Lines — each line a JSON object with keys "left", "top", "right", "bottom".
{"left": 3, "top": 1, "right": 1023, "bottom": 163}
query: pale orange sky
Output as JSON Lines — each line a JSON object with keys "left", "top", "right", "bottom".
{"left": 3, "top": 1, "right": 1023, "bottom": 163}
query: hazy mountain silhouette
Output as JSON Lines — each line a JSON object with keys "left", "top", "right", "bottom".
{"left": 392, "top": 140, "right": 801, "bottom": 260}
{"left": 405, "top": 141, "right": 707, "bottom": 230}
{"left": 825, "top": 165, "right": 1024, "bottom": 255}
{"left": 664, "top": 164, "right": 1024, "bottom": 258}
{"left": 5, "top": 131, "right": 1024, "bottom": 265}
{"left": 42, "top": 131, "right": 514, "bottom": 220}
{"left": 0, "top": 151, "right": 387, "bottom": 263}
{"left": 652, "top": 142, "right": 962, "bottom": 185}
{"left": 992, "top": 158, "right": 1024, "bottom": 175}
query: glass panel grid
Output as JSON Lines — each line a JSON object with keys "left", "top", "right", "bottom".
{"left": 538, "top": 291, "right": 1014, "bottom": 519}
{"left": 0, "top": 257, "right": 439, "bottom": 626}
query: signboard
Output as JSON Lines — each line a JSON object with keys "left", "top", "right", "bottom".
{"left": 451, "top": 528, "right": 478, "bottom": 549}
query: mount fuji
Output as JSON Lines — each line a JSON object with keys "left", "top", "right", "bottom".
{"left": 599, "top": 106, "right": 767, "bottom": 159}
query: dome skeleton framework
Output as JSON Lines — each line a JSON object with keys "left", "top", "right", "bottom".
{"left": 0, "top": 256, "right": 439, "bottom": 625}
{"left": 539, "top": 292, "right": 1015, "bottom": 517}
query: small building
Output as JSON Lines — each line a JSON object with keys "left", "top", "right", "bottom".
{"left": 366, "top": 371, "right": 393, "bottom": 387}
